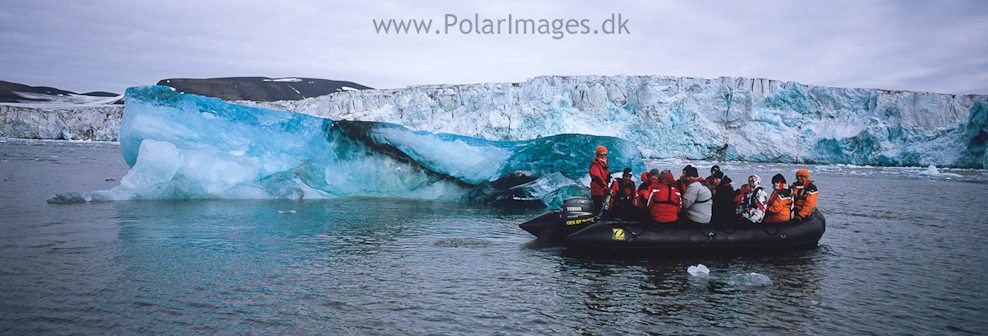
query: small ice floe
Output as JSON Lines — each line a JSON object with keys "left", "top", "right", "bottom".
{"left": 687, "top": 264, "right": 710, "bottom": 277}
{"left": 728, "top": 272, "right": 772, "bottom": 286}
{"left": 278, "top": 210, "right": 296, "bottom": 214}
{"left": 47, "top": 192, "right": 89, "bottom": 204}
{"left": 919, "top": 164, "right": 962, "bottom": 178}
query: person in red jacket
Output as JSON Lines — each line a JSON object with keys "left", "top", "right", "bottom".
{"left": 646, "top": 170, "right": 681, "bottom": 224}
{"left": 609, "top": 168, "right": 639, "bottom": 220}
{"left": 589, "top": 145, "right": 611, "bottom": 213}
{"left": 636, "top": 171, "right": 652, "bottom": 206}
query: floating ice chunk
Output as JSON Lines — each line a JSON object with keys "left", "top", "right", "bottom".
{"left": 73, "top": 86, "right": 646, "bottom": 207}
{"left": 687, "top": 264, "right": 710, "bottom": 277}
{"left": 47, "top": 192, "right": 88, "bottom": 204}
{"left": 919, "top": 164, "right": 963, "bottom": 178}
{"left": 728, "top": 272, "right": 772, "bottom": 286}
{"left": 278, "top": 210, "right": 296, "bottom": 214}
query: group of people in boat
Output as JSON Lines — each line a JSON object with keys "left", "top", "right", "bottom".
{"left": 589, "top": 145, "right": 819, "bottom": 225}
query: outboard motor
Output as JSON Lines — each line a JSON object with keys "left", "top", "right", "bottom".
{"left": 561, "top": 197, "right": 597, "bottom": 236}
{"left": 518, "top": 196, "right": 600, "bottom": 241}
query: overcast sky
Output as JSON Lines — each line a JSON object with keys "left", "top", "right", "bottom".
{"left": 2, "top": 0, "right": 986, "bottom": 95}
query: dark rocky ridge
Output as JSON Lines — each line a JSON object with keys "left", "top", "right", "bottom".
{"left": 0, "top": 80, "right": 86, "bottom": 103}
{"left": 156, "top": 77, "right": 372, "bottom": 101}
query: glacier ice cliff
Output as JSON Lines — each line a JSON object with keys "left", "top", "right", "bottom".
{"left": 243, "top": 75, "right": 988, "bottom": 169}
{"left": 60, "top": 86, "right": 645, "bottom": 206}
{"left": 7, "top": 75, "right": 987, "bottom": 168}
{"left": 0, "top": 105, "right": 122, "bottom": 141}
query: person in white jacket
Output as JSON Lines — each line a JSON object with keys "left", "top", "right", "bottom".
{"left": 679, "top": 166, "right": 712, "bottom": 224}
{"left": 738, "top": 175, "right": 769, "bottom": 224}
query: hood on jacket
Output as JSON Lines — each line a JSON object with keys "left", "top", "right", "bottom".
{"left": 660, "top": 172, "right": 677, "bottom": 186}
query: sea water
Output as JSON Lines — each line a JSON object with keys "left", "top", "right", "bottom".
{"left": 2, "top": 139, "right": 988, "bottom": 335}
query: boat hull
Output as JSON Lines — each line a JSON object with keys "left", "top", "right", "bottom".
{"left": 519, "top": 197, "right": 826, "bottom": 250}
{"left": 564, "top": 211, "right": 825, "bottom": 250}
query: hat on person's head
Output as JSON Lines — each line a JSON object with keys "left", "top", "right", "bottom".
{"left": 796, "top": 169, "right": 809, "bottom": 178}
{"left": 684, "top": 166, "right": 699, "bottom": 178}
{"left": 772, "top": 173, "right": 786, "bottom": 185}
{"left": 595, "top": 146, "right": 608, "bottom": 155}
{"left": 748, "top": 175, "right": 761, "bottom": 186}
{"left": 711, "top": 165, "right": 721, "bottom": 173}
{"left": 623, "top": 167, "right": 632, "bottom": 175}
{"left": 711, "top": 171, "right": 724, "bottom": 179}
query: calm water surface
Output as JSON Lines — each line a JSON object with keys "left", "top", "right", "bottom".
{"left": 2, "top": 139, "right": 987, "bottom": 335}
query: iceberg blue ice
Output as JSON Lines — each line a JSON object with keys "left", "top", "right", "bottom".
{"left": 69, "top": 86, "right": 645, "bottom": 207}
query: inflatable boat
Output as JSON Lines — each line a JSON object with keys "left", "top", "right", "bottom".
{"left": 520, "top": 197, "right": 825, "bottom": 250}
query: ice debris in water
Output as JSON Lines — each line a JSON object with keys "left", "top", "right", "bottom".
{"left": 57, "top": 86, "right": 645, "bottom": 208}
{"left": 46, "top": 192, "right": 90, "bottom": 204}
{"left": 278, "top": 210, "right": 296, "bottom": 214}
{"left": 728, "top": 273, "right": 772, "bottom": 286}
{"left": 919, "top": 164, "right": 963, "bottom": 178}
{"left": 687, "top": 264, "right": 710, "bottom": 277}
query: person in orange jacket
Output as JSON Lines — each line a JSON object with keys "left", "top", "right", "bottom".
{"left": 588, "top": 145, "right": 611, "bottom": 213}
{"left": 646, "top": 170, "right": 681, "bottom": 224}
{"left": 791, "top": 169, "right": 818, "bottom": 221}
{"left": 763, "top": 174, "right": 794, "bottom": 224}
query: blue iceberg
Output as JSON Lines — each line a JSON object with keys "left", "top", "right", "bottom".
{"left": 77, "top": 86, "right": 645, "bottom": 207}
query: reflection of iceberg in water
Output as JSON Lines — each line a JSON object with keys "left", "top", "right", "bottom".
{"left": 69, "top": 86, "right": 645, "bottom": 207}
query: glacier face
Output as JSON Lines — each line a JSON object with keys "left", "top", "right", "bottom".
{"left": 0, "top": 105, "right": 122, "bottom": 141}
{"left": 5, "top": 75, "right": 987, "bottom": 169}
{"left": 244, "top": 75, "right": 988, "bottom": 169}
{"left": 73, "top": 86, "right": 645, "bottom": 206}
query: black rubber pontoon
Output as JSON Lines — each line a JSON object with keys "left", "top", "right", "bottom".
{"left": 520, "top": 197, "right": 825, "bottom": 250}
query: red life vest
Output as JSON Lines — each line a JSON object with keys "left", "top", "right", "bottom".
{"left": 610, "top": 179, "right": 638, "bottom": 207}
{"left": 647, "top": 173, "right": 681, "bottom": 223}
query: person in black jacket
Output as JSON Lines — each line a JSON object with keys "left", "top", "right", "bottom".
{"left": 708, "top": 171, "right": 739, "bottom": 225}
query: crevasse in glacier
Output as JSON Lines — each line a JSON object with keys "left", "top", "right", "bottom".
{"left": 245, "top": 75, "right": 988, "bottom": 168}
{"left": 72, "top": 85, "right": 645, "bottom": 206}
